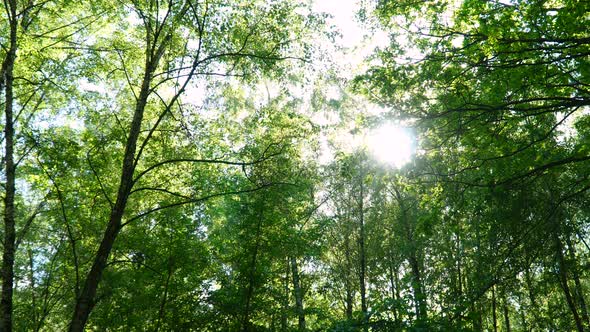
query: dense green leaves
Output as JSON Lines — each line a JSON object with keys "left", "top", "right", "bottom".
{"left": 1, "top": 0, "right": 589, "bottom": 331}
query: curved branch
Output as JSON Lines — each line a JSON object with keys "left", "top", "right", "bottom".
{"left": 122, "top": 182, "right": 291, "bottom": 227}
{"left": 86, "top": 148, "right": 114, "bottom": 208}
{"left": 133, "top": 149, "right": 282, "bottom": 184}
{"left": 129, "top": 187, "right": 191, "bottom": 200}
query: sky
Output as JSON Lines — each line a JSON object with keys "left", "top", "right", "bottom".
{"left": 310, "top": 0, "right": 415, "bottom": 167}
{"left": 312, "top": 0, "right": 365, "bottom": 48}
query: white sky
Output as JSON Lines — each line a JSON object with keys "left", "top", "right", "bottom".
{"left": 310, "top": 1, "right": 415, "bottom": 167}
{"left": 312, "top": 0, "right": 364, "bottom": 48}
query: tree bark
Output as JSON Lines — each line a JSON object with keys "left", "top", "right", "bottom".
{"left": 291, "top": 257, "right": 306, "bottom": 331}
{"left": 0, "top": 1, "right": 18, "bottom": 329}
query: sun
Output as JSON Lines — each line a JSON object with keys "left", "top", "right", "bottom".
{"left": 366, "top": 124, "right": 414, "bottom": 168}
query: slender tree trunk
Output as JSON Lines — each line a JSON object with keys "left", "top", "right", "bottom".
{"left": 345, "top": 288, "right": 353, "bottom": 321}
{"left": 243, "top": 208, "right": 265, "bottom": 332}
{"left": 69, "top": 51, "right": 157, "bottom": 332}
{"left": 28, "top": 249, "right": 38, "bottom": 330}
{"left": 387, "top": 259, "right": 399, "bottom": 323}
{"left": 555, "top": 234, "right": 584, "bottom": 332}
{"left": 503, "top": 300, "right": 511, "bottom": 332}
{"left": 344, "top": 231, "right": 353, "bottom": 321}
{"left": 566, "top": 236, "right": 590, "bottom": 328}
{"left": 456, "top": 236, "right": 463, "bottom": 298}
{"left": 408, "top": 253, "right": 427, "bottom": 322}
{"left": 0, "top": 2, "right": 18, "bottom": 329}
{"left": 455, "top": 235, "right": 463, "bottom": 329}
{"left": 392, "top": 185, "right": 427, "bottom": 322}
{"left": 492, "top": 286, "right": 498, "bottom": 332}
{"left": 517, "top": 291, "right": 527, "bottom": 332}
{"left": 154, "top": 262, "right": 174, "bottom": 332}
{"left": 358, "top": 158, "right": 367, "bottom": 323}
{"left": 524, "top": 266, "right": 541, "bottom": 328}
{"left": 291, "top": 257, "right": 306, "bottom": 331}
{"left": 281, "top": 258, "right": 289, "bottom": 332}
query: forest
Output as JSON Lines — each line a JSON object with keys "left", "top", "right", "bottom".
{"left": 0, "top": 0, "right": 589, "bottom": 331}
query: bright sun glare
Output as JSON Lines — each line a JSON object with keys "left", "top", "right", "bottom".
{"left": 367, "top": 124, "right": 414, "bottom": 168}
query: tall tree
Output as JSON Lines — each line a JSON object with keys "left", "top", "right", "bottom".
{"left": 64, "top": 1, "right": 316, "bottom": 330}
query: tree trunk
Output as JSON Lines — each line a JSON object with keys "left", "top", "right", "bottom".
{"left": 68, "top": 50, "right": 157, "bottom": 332}
{"left": 242, "top": 206, "right": 265, "bottom": 332}
{"left": 566, "top": 236, "right": 590, "bottom": 328}
{"left": 503, "top": 301, "right": 511, "bottom": 332}
{"left": 154, "top": 261, "right": 174, "bottom": 332}
{"left": 358, "top": 158, "right": 367, "bottom": 323}
{"left": 524, "top": 266, "right": 541, "bottom": 328}
{"left": 0, "top": 2, "right": 18, "bottom": 329}
{"left": 387, "top": 259, "right": 399, "bottom": 323}
{"left": 555, "top": 234, "right": 584, "bottom": 332}
{"left": 344, "top": 230, "right": 353, "bottom": 321}
{"left": 28, "top": 249, "right": 38, "bottom": 331}
{"left": 455, "top": 235, "right": 463, "bottom": 329}
{"left": 392, "top": 185, "right": 427, "bottom": 322}
{"left": 492, "top": 286, "right": 498, "bottom": 332}
{"left": 281, "top": 258, "right": 289, "bottom": 332}
{"left": 408, "top": 253, "right": 427, "bottom": 322}
{"left": 291, "top": 257, "right": 306, "bottom": 331}
{"left": 517, "top": 291, "right": 527, "bottom": 332}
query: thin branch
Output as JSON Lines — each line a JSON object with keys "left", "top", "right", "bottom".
{"left": 132, "top": 151, "right": 280, "bottom": 185}
{"left": 122, "top": 182, "right": 291, "bottom": 227}
{"left": 129, "top": 187, "right": 191, "bottom": 200}
{"left": 86, "top": 147, "right": 114, "bottom": 208}
{"left": 15, "top": 195, "right": 48, "bottom": 250}
{"left": 37, "top": 157, "right": 81, "bottom": 298}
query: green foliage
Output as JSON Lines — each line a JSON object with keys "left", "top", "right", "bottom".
{"left": 1, "top": 0, "right": 589, "bottom": 331}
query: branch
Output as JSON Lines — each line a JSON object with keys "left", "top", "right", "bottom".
{"left": 15, "top": 197, "right": 47, "bottom": 250}
{"left": 133, "top": 149, "right": 282, "bottom": 184}
{"left": 86, "top": 147, "right": 114, "bottom": 208}
{"left": 122, "top": 182, "right": 290, "bottom": 227}
{"left": 129, "top": 187, "right": 191, "bottom": 200}
{"left": 37, "top": 157, "right": 81, "bottom": 297}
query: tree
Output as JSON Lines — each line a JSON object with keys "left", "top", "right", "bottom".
{"left": 356, "top": 0, "right": 590, "bottom": 329}
{"left": 58, "top": 1, "right": 318, "bottom": 330}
